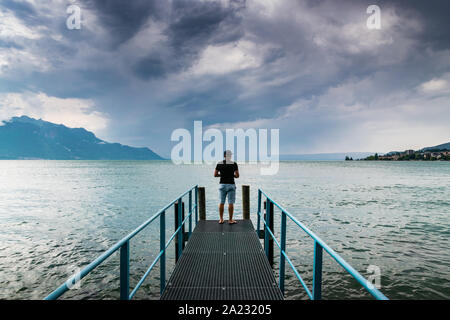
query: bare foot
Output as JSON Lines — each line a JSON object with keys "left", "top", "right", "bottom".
{"left": 219, "top": 219, "right": 224, "bottom": 224}
{"left": 228, "top": 220, "right": 237, "bottom": 224}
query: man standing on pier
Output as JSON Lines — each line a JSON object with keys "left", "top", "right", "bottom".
{"left": 214, "top": 150, "right": 239, "bottom": 224}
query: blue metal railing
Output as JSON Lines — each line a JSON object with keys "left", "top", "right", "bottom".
{"left": 45, "top": 185, "right": 199, "bottom": 300}
{"left": 257, "top": 189, "right": 388, "bottom": 300}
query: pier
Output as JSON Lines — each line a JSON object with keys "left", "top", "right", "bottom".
{"left": 161, "top": 219, "right": 283, "bottom": 300}
{"left": 45, "top": 185, "right": 388, "bottom": 300}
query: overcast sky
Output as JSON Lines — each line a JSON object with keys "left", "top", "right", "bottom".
{"left": 0, "top": 0, "right": 449, "bottom": 157}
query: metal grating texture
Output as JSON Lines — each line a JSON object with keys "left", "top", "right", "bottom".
{"left": 161, "top": 220, "right": 283, "bottom": 300}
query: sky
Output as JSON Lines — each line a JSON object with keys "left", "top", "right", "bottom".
{"left": 0, "top": 0, "right": 449, "bottom": 157}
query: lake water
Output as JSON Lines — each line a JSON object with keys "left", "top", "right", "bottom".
{"left": 0, "top": 160, "right": 449, "bottom": 300}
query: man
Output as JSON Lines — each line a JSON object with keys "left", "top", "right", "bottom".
{"left": 214, "top": 150, "right": 239, "bottom": 224}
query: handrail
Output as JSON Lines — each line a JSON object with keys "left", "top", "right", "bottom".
{"left": 45, "top": 185, "right": 199, "bottom": 300}
{"left": 128, "top": 207, "right": 194, "bottom": 299}
{"left": 257, "top": 189, "right": 388, "bottom": 300}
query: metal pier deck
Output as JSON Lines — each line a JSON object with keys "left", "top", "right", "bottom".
{"left": 160, "top": 219, "right": 284, "bottom": 300}
{"left": 45, "top": 186, "right": 388, "bottom": 300}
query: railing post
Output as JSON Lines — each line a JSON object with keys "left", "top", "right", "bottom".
{"left": 174, "top": 202, "right": 178, "bottom": 262}
{"left": 268, "top": 201, "right": 274, "bottom": 268}
{"left": 264, "top": 200, "right": 270, "bottom": 259}
{"left": 313, "top": 241, "right": 323, "bottom": 300}
{"left": 257, "top": 190, "right": 261, "bottom": 237}
{"left": 195, "top": 186, "right": 198, "bottom": 225}
{"left": 242, "top": 185, "right": 250, "bottom": 219}
{"left": 189, "top": 190, "right": 192, "bottom": 237}
{"left": 182, "top": 201, "right": 186, "bottom": 249}
{"left": 279, "top": 211, "right": 287, "bottom": 295}
{"left": 160, "top": 210, "right": 166, "bottom": 295}
{"left": 174, "top": 201, "right": 182, "bottom": 262}
{"left": 120, "top": 241, "right": 130, "bottom": 300}
{"left": 198, "top": 187, "right": 206, "bottom": 220}
{"left": 262, "top": 200, "right": 267, "bottom": 239}
{"left": 177, "top": 198, "right": 183, "bottom": 260}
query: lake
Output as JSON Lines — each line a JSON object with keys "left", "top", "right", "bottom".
{"left": 0, "top": 160, "right": 449, "bottom": 299}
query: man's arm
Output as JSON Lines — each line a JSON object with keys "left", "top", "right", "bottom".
{"left": 214, "top": 164, "right": 220, "bottom": 177}
{"left": 234, "top": 170, "right": 239, "bottom": 178}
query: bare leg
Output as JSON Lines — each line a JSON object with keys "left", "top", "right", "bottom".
{"left": 219, "top": 204, "right": 224, "bottom": 223}
{"left": 228, "top": 204, "right": 236, "bottom": 224}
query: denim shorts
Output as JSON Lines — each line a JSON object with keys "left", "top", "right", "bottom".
{"left": 219, "top": 184, "right": 236, "bottom": 204}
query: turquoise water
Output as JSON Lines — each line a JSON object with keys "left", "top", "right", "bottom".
{"left": 0, "top": 160, "right": 449, "bottom": 300}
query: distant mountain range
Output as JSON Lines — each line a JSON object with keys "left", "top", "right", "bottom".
{"left": 421, "top": 142, "right": 450, "bottom": 152}
{"left": 0, "top": 116, "right": 164, "bottom": 160}
{"left": 1, "top": 116, "right": 447, "bottom": 161}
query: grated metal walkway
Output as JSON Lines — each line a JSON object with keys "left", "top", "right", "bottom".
{"left": 160, "top": 219, "right": 284, "bottom": 300}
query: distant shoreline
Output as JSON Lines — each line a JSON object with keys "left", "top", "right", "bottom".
{"left": 1, "top": 159, "right": 449, "bottom": 163}
{"left": 358, "top": 150, "right": 450, "bottom": 161}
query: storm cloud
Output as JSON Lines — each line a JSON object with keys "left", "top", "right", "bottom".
{"left": 0, "top": 0, "right": 449, "bottom": 156}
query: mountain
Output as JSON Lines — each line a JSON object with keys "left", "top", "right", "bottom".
{"left": 422, "top": 142, "right": 450, "bottom": 152}
{"left": 280, "top": 152, "right": 374, "bottom": 161}
{"left": 384, "top": 142, "right": 450, "bottom": 154}
{"left": 0, "top": 116, "right": 164, "bottom": 160}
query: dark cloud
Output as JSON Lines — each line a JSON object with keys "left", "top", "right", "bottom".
{"left": 394, "top": 0, "right": 450, "bottom": 50}
{"left": 132, "top": 54, "right": 169, "bottom": 80}
{"left": 1, "top": 0, "right": 450, "bottom": 155}
{"left": 168, "top": 0, "right": 244, "bottom": 48}
{"left": 81, "top": 0, "right": 164, "bottom": 47}
{"left": 134, "top": 0, "right": 245, "bottom": 79}
{"left": 78, "top": 0, "right": 246, "bottom": 79}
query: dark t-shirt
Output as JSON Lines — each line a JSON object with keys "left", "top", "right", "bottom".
{"left": 216, "top": 161, "right": 239, "bottom": 184}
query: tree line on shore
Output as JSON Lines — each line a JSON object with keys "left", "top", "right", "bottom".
{"left": 345, "top": 149, "right": 450, "bottom": 161}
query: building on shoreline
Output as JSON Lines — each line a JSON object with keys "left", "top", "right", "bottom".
{"left": 365, "top": 149, "right": 450, "bottom": 161}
